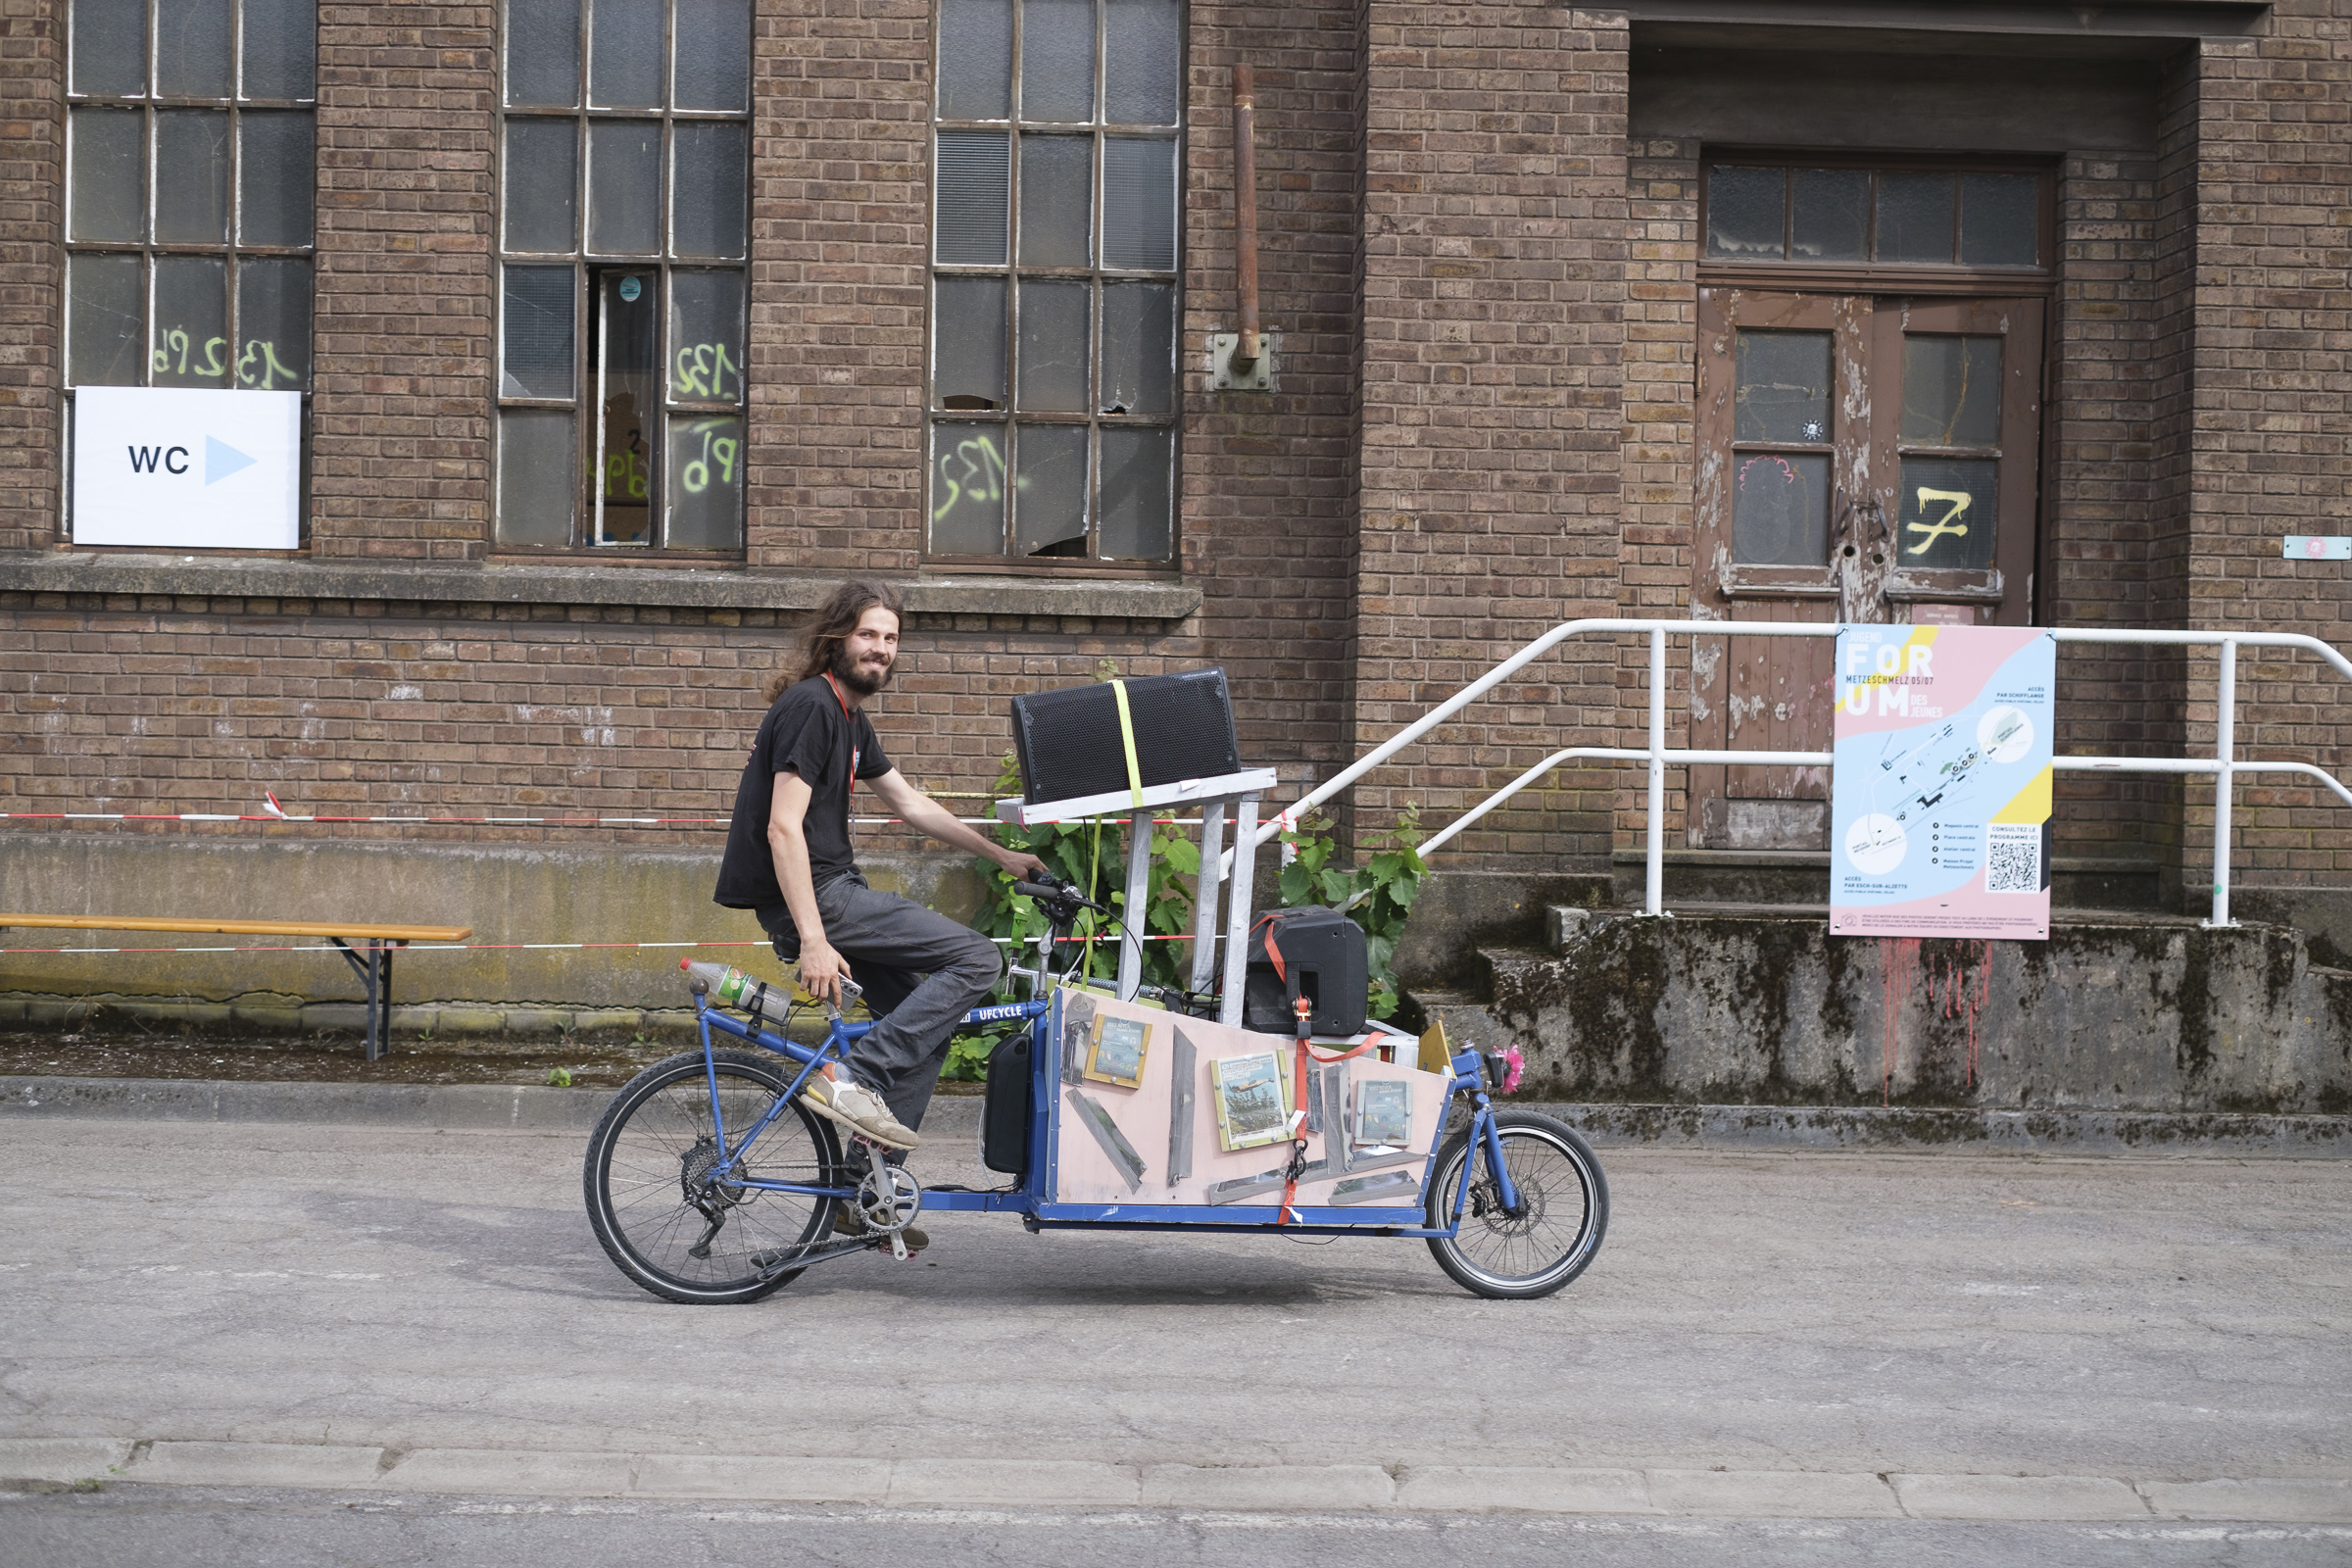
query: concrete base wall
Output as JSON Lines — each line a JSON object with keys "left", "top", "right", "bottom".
{"left": 1419, "top": 911, "right": 2352, "bottom": 1116}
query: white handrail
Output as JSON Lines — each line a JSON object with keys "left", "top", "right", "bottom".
{"left": 1247, "top": 619, "right": 2352, "bottom": 928}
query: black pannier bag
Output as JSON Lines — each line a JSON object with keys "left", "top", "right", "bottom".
{"left": 1243, "top": 906, "right": 1369, "bottom": 1037}
{"left": 1010, "top": 668, "right": 1242, "bottom": 806}
{"left": 981, "top": 1030, "right": 1031, "bottom": 1174}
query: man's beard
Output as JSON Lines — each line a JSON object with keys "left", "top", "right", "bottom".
{"left": 830, "top": 642, "right": 893, "bottom": 697}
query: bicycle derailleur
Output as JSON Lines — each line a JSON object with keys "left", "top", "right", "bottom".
{"left": 680, "top": 1135, "right": 746, "bottom": 1259}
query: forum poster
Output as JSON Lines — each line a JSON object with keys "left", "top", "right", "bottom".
{"left": 1829, "top": 625, "right": 2056, "bottom": 940}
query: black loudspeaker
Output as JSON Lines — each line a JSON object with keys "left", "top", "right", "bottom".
{"left": 1010, "top": 669, "right": 1242, "bottom": 806}
{"left": 981, "top": 1031, "right": 1032, "bottom": 1174}
{"left": 1243, "top": 906, "right": 1369, "bottom": 1037}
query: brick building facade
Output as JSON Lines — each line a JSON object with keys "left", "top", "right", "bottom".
{"left": 3, "top": 0, "right": 2349, "bottom": 967}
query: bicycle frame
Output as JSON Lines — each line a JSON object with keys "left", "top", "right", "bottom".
{"left": 686, "top": 987, "right": 1523, "bottom": 1242}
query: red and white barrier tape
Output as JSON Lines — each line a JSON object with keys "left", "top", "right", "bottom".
{"left": 1, "top": 933, "right": 1208, "bottom": 956}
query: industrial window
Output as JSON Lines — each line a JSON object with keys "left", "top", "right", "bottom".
{"left": 63, "top": 0, "right": 317, "bottom": 395}
{"left": 926, "top": 0, "right": 1182, "bottom": 567}
{"left": 1701, "top": 161, "right": 2049, "bottom": 274}
{"left": 495, "top": 0, "right": 752, "bottom": 553}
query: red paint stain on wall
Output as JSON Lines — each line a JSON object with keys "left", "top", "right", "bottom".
{"left": 1881, "top": 937, "right": 1994, "bottom": 1102}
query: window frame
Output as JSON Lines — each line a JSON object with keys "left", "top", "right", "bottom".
{"left": 922, "top": 0, "right": 1186, "bottom": 576}
{"left": 1696, "top": 148, "right": 2057, "bottom": 297}
{"left": 492, "top": 0, "right": 754, "bottom": 559}
{"left": 60, "top": 0, "right": 318, "bottom": 548}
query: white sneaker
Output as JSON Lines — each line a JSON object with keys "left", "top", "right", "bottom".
{"left": 802, "top": 1075, "right": 920, "bottom": 1150}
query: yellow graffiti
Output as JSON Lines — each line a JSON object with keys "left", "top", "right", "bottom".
{"left": 679, "top": 419, "right": 738, "bottom": 495}
{"left": 604, "top": 450, "right": 648, "bottom": 501}
{"left": 236, "top": 339, "right": 299, "bottom": 390}
{"left": 151, "top": 326, "right": 228, "bottom": 380}
{"left": 931, "top": 432, "right": 1005, "bottom": 523}
{"left": 672, "top": 341, "right": 742, "bottom": 401}
{"left": 1907, "top": 487, "right": 1972, "bottom": 554}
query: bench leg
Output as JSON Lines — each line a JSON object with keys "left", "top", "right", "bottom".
{"left": 330, "top": 938, "right": 393, "bottom": 1063}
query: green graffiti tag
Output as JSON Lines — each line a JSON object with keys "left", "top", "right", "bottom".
{"left": 235, "top": 339, "right": 299, "bottom": 389}
{"left": 672, "top": 342, "right": 742, "bottom": 401}
{"left": 680, "top": 419, "right": 739, "bottom": 495}
{"left": 931, "top": 431, "right": 1005, "bottom": 523}
{"left": 151, "top": 326, "right": 228, "bottom": 379}
{"left": 604, "top": 449, "right": 649, "bottom": 501}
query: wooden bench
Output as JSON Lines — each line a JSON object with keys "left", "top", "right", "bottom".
{"left": 0, "top": 914, "right": 472, "bottom": 1062}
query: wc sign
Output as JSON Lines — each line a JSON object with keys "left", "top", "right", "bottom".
{"left": 73, "top": 387, "right": 301, "bottom": 550}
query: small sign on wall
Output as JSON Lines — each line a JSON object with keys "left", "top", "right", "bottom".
{"left": 2283, "top": 536, "right": 2352, "bottom": 561}
{"left": 73, "top": 387, "right": 301, "bottom": 550}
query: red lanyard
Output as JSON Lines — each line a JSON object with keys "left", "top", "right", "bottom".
{"left": 823, "top": 673, "right": 861, "bottom": 791}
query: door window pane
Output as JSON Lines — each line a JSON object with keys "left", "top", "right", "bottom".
{"left": 503, "top": 264, "right": 575, "bottom": 398}
{"left": 1790, "top": 169, "right": 1866, "bottom": 263}
{"left": 235, "top": 257, "right": 310, "bottom": 388}
{"left": 72, "top": 0, "right": 146, "bottom": 96}
{"left": 504, "top": 118, "right": 578, "bottom": 251}
{"left": 240, "top": 0, "right": 318, "bottom": 100}
{"left": 1101, "top": 137, "right": 1173, "bottom": 270}
{"left": 589, "top": 0, "right": 664, "bottom": 108}
{"left": 153, "top": 109, "right": 230, "bottom": 244}
{"left": 1099, "top": 282, "right": 1171, "bottom": 415}
{"left": 1102, "top": 0, "right": 1179, "bottom": 124}
{"left": 1098, "top": 425, "right": 1171, "bottom": 560}
{"left": 665, "top": 415, "right": 743, "bottom": 547}
{"left": 505, "top": 0, "right": 581, "bottom": 107}
{"left": 1731, "top": 453, "right": 1828, "bottom": 566}
{"left": 667, "top": 270, "right": 744, "bottom": 403}
{"left": 1022, "top": 0, "right": 1096, "bottom": 122}
{"left": 498, "top": 408, "right": 577, "bottom": 544}
{"left": 930, "top": 421, "right": 1007, "bottom": 553}
{"left": 1013, "top": 423, "right": 1088, "bottom": 556}
{"left": 156, "top": 0, "right": 233, "bottom": 99}
{"left": 671, "top": 122, "right": 747, "bottom": 258}
{"left": 588, "top": 120, "right": 662, "bottom": 254}
{"left": 1733, "top": 330, "right": 1830, "bottom": 445}
{"left": 1875, "top": 172, "right": 1954, "bottom": 264}
{"left": 151, "top": 255, "right": 228, "bottom": 386}
{"left": 69, "top": 108, "right": 144, "bottom": 243}
{"left": 1016, "top": 280, "right": 1089, "bottom": 411}
{"left": 1898, "top": 457, "right": 1996, "bottom": 569}
{"left": 937, "top": 0, "right": 1012, "bottom": 119}
{"left": 936, "top": 130, "right": 1009, "bottom": 265}
{"left": 68, "top": 253, "right": 144, "bottom": 386}
{"left": 594, "top": 270, "right": 660, "bottom": 543}
{"left": 1960, "top": 173, "right": 2038, "bottom": 268}
{"left": 1018, "top": 135, "right": 1092, "bottom": 268}
{"left": 238, "top": 112, "right": 314, "bottom": 248}
{"left": 1707, "top": 167, "right": 1783, "bottom": 260}
{"left": 1901, "top": 336, "right": 2001, "bottom": 449}
{"left": 932, "top": 275, "right": 1006, "bottom": 409}
{"left": 673, "top": 0, "right": 752, "bottom": 111}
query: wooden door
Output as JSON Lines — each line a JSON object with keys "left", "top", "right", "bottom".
{"left": 1690, "top": 290, "right": 2042, "bottom": 850}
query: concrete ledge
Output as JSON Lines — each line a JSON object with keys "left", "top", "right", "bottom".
{"left": 0, "top": 553, "right": 1202, "bottom": 621}
{"left": 6, "top": 1440, "right": 2345, "bottom": 1521}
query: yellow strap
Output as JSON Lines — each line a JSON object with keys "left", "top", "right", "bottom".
{"left": 1110, "top": 678, "right": 1144, "bottom": 807}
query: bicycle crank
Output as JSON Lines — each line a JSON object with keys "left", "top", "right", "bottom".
{"left": 854, "top": 1152, "right": 923, "bottom": 1262}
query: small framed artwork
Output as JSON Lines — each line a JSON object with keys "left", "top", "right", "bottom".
{"left": 1085, "top": 1013, "right": 1152, "bottom": 1089}
{"left": 1211, "top": 1050, "right": 1292, "bottom": 1152}
{"left": 1351, "top": 1078, "right": 1413, "bottom": 1151}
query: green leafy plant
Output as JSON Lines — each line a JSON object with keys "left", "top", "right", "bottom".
{"left": 1277, "top": 804, "right": 1426, "bottom": 1021}
{"left": 545, "top": 1066, "right": 574, "bottom": 1088}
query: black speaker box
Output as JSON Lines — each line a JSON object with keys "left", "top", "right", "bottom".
{"left": 1242, "top": 906, "right": 1369, "bottom": 1037}
{"left": 980, "top": 1031, "right": 1032, "bottom": 1174}
{"left": 1010, "top": 668, "right": 1242, "bottom": 806}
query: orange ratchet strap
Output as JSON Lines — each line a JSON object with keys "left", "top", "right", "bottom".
{"left": 1275, "top": 998, "right": 1389, "bottom": 1225}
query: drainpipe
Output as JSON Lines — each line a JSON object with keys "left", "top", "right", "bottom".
{"left": 1231, "top": 63, "right": 1260, "bottom": 371}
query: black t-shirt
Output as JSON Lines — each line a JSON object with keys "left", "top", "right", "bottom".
{"left": 712, "top": 676, "right": 892, "bottom": 910}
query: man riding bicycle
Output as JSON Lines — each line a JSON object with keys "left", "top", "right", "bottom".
{"left": 713, "top": 580, "right": 1047, "bottom": 1162}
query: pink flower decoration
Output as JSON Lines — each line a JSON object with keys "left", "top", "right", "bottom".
{"left": 1498, "top": 1046, "right": 1524, "bottom": 1095}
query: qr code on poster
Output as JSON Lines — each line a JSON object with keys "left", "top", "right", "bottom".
{"left": 1985, "top": 824, "right": 2042, "bottom": 894}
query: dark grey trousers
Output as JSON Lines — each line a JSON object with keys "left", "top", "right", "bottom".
{"left": 755, "top": 871, "right": 1002, "bottom": 1136}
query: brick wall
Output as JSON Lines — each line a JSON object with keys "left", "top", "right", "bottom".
{"left": 311, "top": 4, "right": 497, "bottom": 561}
{"left": 0, "top": 0, "right": 59, "bottom": 551}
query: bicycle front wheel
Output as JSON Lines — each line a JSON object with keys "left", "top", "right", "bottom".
{"left": 584, "top": 1048, "right": 844, "bottom": 1304}
{"left": 1424, "top": 1110, "right": 1608, "bottom": 1299}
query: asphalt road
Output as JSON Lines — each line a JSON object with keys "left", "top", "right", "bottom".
{"left": 2, "top": 1113, "right": 2348, "bottom": 1562}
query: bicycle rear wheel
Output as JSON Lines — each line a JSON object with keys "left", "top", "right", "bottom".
{"left": 1424, "top": 1109, "right": 1608, "bottom": 1299}
{"left": 584, "top": 1048, "right": 844, "bottom": 1304}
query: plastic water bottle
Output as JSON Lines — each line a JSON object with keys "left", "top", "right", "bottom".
{"left": 680, "top": 959, "right": 763, "bottom": 1006}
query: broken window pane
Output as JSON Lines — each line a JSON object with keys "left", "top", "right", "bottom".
{"left": 498, "top": 408, "right": 577, "bottom": 544}
{"left": 153, "top": 109, "right": 230, "bottom": 243}
{"left": 1018, "top": 135, "right": 1092, "bottom": 268}
{"left": 1102, "top": 0, "right": 1179, "bottom": 124}
{"left": 502, "top": 264, "right": 575, "bottom": 399}
{"left": 69, "top": 108, "right": 144, "bottom": 243}
{"left": 589, "top": 0, "right": 663, "bottom": 108}
{"left": 1022, "top": 0, "right": 1096, "bottom": 122}
{"left": 930, "top": 421, "right": 1008, "bottom": 553}
{"left": 68, "top": 252, "right": 144, "bottom": 386}
{"left": 1730, "top": 453, "right": 1828, "bottom": 566}
{"left": 935, "top": 130, "right": 1009, "bottom": 265}
{"left": 237, "top": 111, "right": 314, "bottom": 248}
{"left": 1014, "top": 422, "right": 1088, "bottom": 556}
{"left": 504, "top": 0, "right": 581, "bottom": 107}
{"left": 235, "top": 256, "right": 311, "bottom": 388}
{"left": 156, "top": 0, "right": 233, "bottom": 98}
{"left": 504, "top": 118, "right": 578, "bottom": 252}
{"left": 588, "top": 120, "right": 661, "bottom": 254}
{"left": 937, "top": 0, "right": 1012, "bottom": 119}
{"left": 672, "top": 122, "right": 748, "bottom": 258}
{"left": 151, "top": 255, "right": 228, "bottom": 386}
{"left": 673, "top": 0, "right": 752, "bottom": 111}
{"left": 1099, "top": 282, "right": 1171, "bottom": 415}
{"left": 241, "top": 0, "right": 318, "bottom": 100}
{"left": 1016, "top": 279, "right": 1089, "bottom": 411}
{"left": 931, "top": 275, "right": 1006, "bottom": 410}
{"left": 1706, "top": 167, "right": 1783, "bottom": 260}
{"left": 1100, "top": 137, "right": 1173, "bottom": 270}
{"left": 1097, "top": 425, "right": 1171, "bottom": 559}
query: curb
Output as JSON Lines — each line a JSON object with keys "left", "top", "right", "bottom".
{"left": 5, "top": 1075, "right": 2350, "bottom": 1153}
{"left": 3, "top": 1440, "right": 2347, "bottom": 1522}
